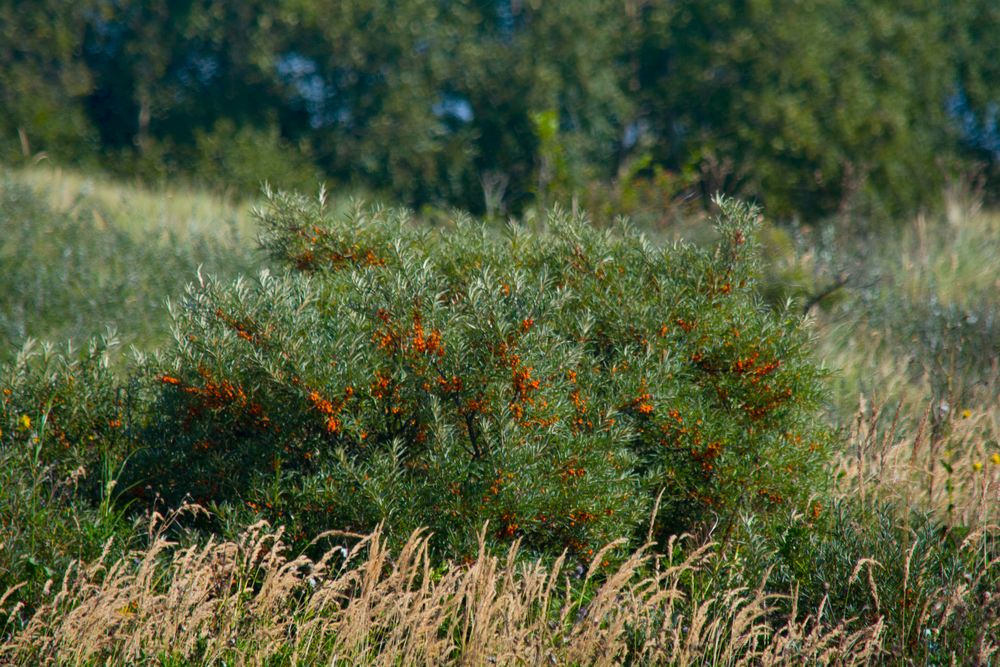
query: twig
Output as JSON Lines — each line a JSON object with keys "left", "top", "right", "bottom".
{"left": 802, "top": 271, "right": 851, "bottom": 315}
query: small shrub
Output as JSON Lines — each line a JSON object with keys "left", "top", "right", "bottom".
{"left": 0, "top": 334, "right": 139, "bottom": 608}
{"left": 1, "top": 333, "right": 137, "bottom": 478}
{"left": 132, "top": 193, "right": 831, "bottom": 559}
{"left": 736, "top": 498, "right": 1000, "bottom": 663}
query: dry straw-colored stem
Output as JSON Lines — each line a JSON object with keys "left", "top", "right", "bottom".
{"left": 837, "top": 394, "right": 1000, "bottom": 528}
{"left": 2, "top": 510, "right": 885, "bottom": 666}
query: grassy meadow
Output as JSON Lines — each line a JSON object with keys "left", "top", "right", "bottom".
{"left": 1, "top": 165, "right": 999, "bottom": 665}
{"left": 0, "top": 166, "right": 260, "bottom": 359}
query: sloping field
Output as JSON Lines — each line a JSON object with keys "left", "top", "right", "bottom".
{"left": 2, "top": 167, "right": 998, "bottom": 665}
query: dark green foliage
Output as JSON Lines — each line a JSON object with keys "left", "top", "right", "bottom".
{"left": 131, "top": 193, "right": 831, "bottom": 558}
{"left": 4, "top": 0, "right": 999, "bottom": 218}
{"left": 189, "top": 120, "right": 321, "bottom": 196}
{"left": 0, "top": 0, "right": 98, "bottom": 163}
{"left": 640, "top": 1, "right": 960, "bottom": 218}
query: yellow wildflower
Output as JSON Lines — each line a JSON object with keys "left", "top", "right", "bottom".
{"left": 18, "top": 414, "right": 31, "bottom": 431}
{"left": 973, "top": 461, "right": 983, "bottom": 472}
{"left": 961, "top": 409, "right": 972, "bottom": 419}
{"left": 991, "top": 453, "right": 1000, "bottom": 465}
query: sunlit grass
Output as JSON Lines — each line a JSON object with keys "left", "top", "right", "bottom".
{"left": 9, "top": 164, "right": 257, "bottom": 242}
{"left": 0, "top": 165, "right": 260, "bottom": 360}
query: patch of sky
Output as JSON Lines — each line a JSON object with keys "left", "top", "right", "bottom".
{"left": 177, "top": 54, "right": 219, "bottom": 88}
{"left": 497, "top": 1, "right": 516, "bottom": 41}
{"left": 276, "top": 53, "right": 335, "bottom": 129}
{"left": 623, "top": 120, "right": 647, "bottom": 150}
{"left": 486, "top": 1, "right": 530, "bottom": 42}
{"left": 948, "top": 90, "right": 1000, "bottom": 158}
{"left": 432, "top": 94, "right": 474, "bottom": 123}
{"left": 82, "top": 6, "right": 127, "bottom": 55}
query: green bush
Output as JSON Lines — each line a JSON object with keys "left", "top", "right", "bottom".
{"left": 1, "top": 334, "right": 139, "bottom": 469}
{"left": 131, "top": 193, "right": 831, "bottom": 559}
{"left": 0, "top": 334, "right": 139, "bottom": 607}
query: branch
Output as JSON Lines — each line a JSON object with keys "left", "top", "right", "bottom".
{"left": 431, "top": 360, "right": 484, "bottom": 460}
{"left": 802, "top": 271, "right": 850, "bottom": 316}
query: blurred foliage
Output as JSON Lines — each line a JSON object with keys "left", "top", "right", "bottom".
{"left": 1, "top": 0, "right": 998, "bottom": 218}
{"left": 0, "top": 0, "right": 98, "bottom": 162}
{"left": 0, "top": 173, "right": 258, "bottom": 361}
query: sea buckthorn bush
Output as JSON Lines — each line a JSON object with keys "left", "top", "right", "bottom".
{"left": 136, "top": 193, "right": 831, "bottom": 558}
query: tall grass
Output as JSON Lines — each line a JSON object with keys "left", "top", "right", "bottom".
{"left": 2, "top": 508, "right": 889, "bottom": 666}
{"left": 3, "top": 488, "right": 996, "bottom": 665}
{"left": 794, "top": 190, "right": 1000, "bottom": 531}
{"left": 0, "top": 166, "right": 259, "bottom": 360}
{"left": 834, "top": 397, "right": 1000, "bottom": 529}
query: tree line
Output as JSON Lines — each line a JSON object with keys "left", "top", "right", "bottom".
{"left": 2, "top": 0, "right": 998, "bottom": 218}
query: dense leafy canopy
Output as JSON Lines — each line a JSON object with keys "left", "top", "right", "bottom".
{"left": 2, "top": 0, "right": 998, "bottom": 217}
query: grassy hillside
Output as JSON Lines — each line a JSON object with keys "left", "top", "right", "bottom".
{"left": 1, "top": 167, "right": 998, "bottom": 665}
{"left": 0, "top": 166, "right": 259, "bottom": 360}
{"left": 801, "top": 193, "right": 1000, "bottom": 526}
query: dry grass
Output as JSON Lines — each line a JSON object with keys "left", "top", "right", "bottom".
{"left": 6, "top": 164, "right": 256, "bottom": 242}
{"left": 835, "top": 395, "right": 1000, "bottom": 530}
{"left": 1, "top": 507, "right": 891, "bottom": 666}
{"left": 7, "top": 422, "right": 999, "bottom": 665}
{"left": 810, "top": 194, "right": 1000, "bottom": 529}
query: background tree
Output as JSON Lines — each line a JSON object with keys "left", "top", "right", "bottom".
{"left": 446, "top": 0, "right": 634, "bottom": 211}
{"left": 945, "top": 0, "right": 1000, "bottom": 198}
{"left": 82, "top": 0, "right": 287, "bottom": 174}
{"left": 0, "top": 0, "right": 98, "bottom": 162}
{"left": 632, "top": 0, "right": 960, "bottom": 218}
{"left": 2, "top": 0, "right": 998, "bottom": 219}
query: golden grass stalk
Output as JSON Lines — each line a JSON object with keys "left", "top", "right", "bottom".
{"left": 2, "top": 509, "right": 886, "bottom": 666}
{"left": 836, "top": 393, "right": 1000, "bottom": 528}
